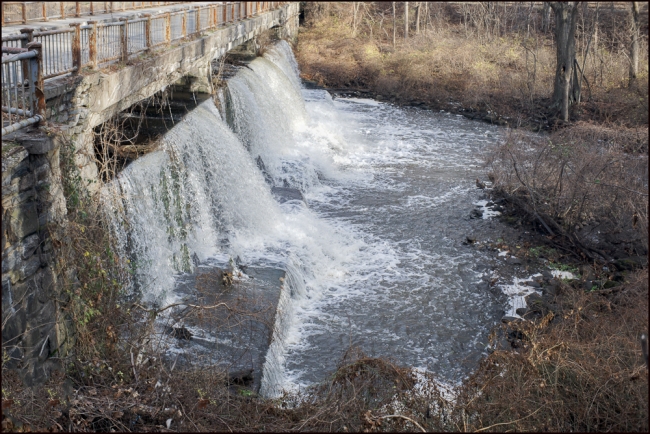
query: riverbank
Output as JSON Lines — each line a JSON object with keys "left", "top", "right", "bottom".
{"left": 296, "top": 3, "right": 648, "bottom": 131}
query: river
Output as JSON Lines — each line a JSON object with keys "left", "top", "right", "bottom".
{"left": 102, "top": 41, "right": 511, "bottom": 397}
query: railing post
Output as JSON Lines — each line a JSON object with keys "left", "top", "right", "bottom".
{"left": 19, "top": 29, "right": 33, "bottom": 89}
{"left": 88, "top": 21, "right": 97, "bottom": 69}
{"left": 20, "top": 28, "right": 34, "bottom": 47}
{"left": 144, "top": 14, "right": 151, "bottom": 49}
{"left": 75, "top": 2, "right": 80, "bottom": 17}
{"left": 196, "top": 7, "right": 200, "bottom": 33}
{"left": 231, "top": 2, "right": 234, "bottom": 22}
{"left": 222, "top": 3, "right": 226, "bottom": 25}
{"left": 60, "top": 2, "right": 65, "bottom": 19}
{"left": 21, "top": 2, "right": 26, "bottom": 24}
{"left": 27, "top": 42, "right": 45, "bottom": 118}
{"left": 70, "top": 23, "right": 81, "bottom": 73}
{"left": 90, "top": 2, "right": 94, "bottom": 15}
{"left": 42, "top": 3, "right": 48, "bottom": 22}
{"left": 181, "top": 10, "right": 186, "bottom": 38}
{"left": 165, "top": 12, "right": 171, "bottom": 45}
{"left": 120, "top": 19, "right": 128, "bottom": 62}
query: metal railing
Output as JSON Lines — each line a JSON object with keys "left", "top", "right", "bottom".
{"left": 1, "top": 44, "right": 45, "bottom": 136}
{"left": 2, "top": 3, "right": 285, "bottom": 77}
{"left": 1, "top": 2, "right": 288, "bottom": 135}
{"left": 2, "top": 2, "right": 183, "bottom": 25}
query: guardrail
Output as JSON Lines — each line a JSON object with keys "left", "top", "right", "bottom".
{"left": 1, "top": 44, "right": 45, "bottom": 136}
{"left": 2, "top": 2, "right": 183, "bottom": 25}
{"left": 2, "top": 2, "right": 284, "bottom": 78}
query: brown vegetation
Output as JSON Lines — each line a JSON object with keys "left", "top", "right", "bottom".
{"left": 297, "top": 2, "right": 648, "bottom": 129}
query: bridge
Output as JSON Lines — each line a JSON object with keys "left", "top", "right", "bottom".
{"left": 1, "top": 1, "right": 299, "bottom": 386}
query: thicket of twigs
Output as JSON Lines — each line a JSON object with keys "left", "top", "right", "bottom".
{"left": 487, "top": 124, "right": 648, "bottom": 262}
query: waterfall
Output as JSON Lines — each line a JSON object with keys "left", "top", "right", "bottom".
{"left": 100, "top": 41, "right": 368, "bottom": 396}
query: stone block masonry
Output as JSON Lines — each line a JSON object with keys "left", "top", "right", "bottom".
{"left": 2, "top": 141, "right": 69, "bottom": 386}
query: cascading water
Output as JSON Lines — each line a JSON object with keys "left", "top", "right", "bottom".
{"left": 102, "top": 39, "right": 508, "bottom": 398}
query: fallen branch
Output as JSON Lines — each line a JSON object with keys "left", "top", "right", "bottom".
{"left": 132, "top": 301, "right": 233, "bottom": 316}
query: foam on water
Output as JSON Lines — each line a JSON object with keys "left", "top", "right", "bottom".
{"left": 222, "top": 42, "right": 506, "bottom": 395}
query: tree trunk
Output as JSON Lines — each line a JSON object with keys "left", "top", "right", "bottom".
{"left": 404, "top": 2, "right": 409, "bottom": 39}
{"left": 415, "top": 2, "right": 421, "bottom": 34}
{"left": 393, "top": 2, "right": 396, "bottom": 47}
{"left": 629, "top": 1, "right": 640, "bottom": 86}
{"left": 352, "top": 2, "right": 358, "bottom": 37}
{"left": 542, "top": 2, "right": 552, "bottom": 33}
{"left": 550, "top": 2, "right": 579, "bottom": 122}
{"left": 424, "top": 2, "right": 428, "bottom": 33}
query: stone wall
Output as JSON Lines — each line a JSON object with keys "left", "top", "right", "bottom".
{"left": 1, "top": 138, "right": 69, "bottom": 386}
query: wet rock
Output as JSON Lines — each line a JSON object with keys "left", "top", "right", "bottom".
{"left": 506, "top": 257, "right": 522, "bottom": 265}
{"left": 501, "top": 315, "right": 522, "bottom": 324}
{"left": 271, "top": 186, "right": 305, "bottom": 204}
{"left": 542, "top": 284, "right": 558, "bottom": 297}
{"left": 515, "top": 307, "right": 528, "bottom": 316}
{"left": 169, "top": 326, "right": 192, "bottom": 340}
{"left": 508, "top": 330, "right": 527, "bottom": 341}
{"left": 226, "top": 368, "right": 254, "bottom": 386}
{"left": 525, "top": 293, "right": 549, "bottom": 315}
{"left": 469, "top": 209, "right": 483, "bottom": 219}
{"left": 613, "top": 256, "right": 646, "bottom": 271}
{"left": 523, "top": 280, "right": 541, "bottom": 288}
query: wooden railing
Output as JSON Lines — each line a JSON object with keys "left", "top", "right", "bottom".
{"left": 2, "top": 2, "right": 286, "bottom": 79}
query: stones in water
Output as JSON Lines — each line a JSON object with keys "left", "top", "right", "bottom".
{"left": 271, "top": 186, "right": 305, "bottom": 204}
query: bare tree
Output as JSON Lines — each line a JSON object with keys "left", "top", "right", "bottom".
{"left": 393, "top": 2, "right": 397, "bottom": 46}
{"left": 629, "top": 1, "right": 640, "bottom": 86}
{"left": 550, "top": 2, "right": 579, "bottom": 122}
{"left": 352, "top": 2, "right": 360, "bottom": 37}
{"left": 404, "top": 1, "right": 409, "bottom": 39}
{"left": 415, "top": 2, "right": 421, "bottom": 34}
{"left": 542, "top": 2, "right": 552, "bottom": 33}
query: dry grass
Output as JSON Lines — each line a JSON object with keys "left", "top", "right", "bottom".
{"left": 453, "top": 270, "right": 648, "bottom": 432}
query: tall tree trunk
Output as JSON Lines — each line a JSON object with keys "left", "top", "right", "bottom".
{"left": 393, "top": 2, "right": 397, "bottom": 47}
{"left": 352, "top": 2, "right": 358, "bottom": 37}
{"left": 404, "top": 2, "right": 409, "bottom": 39}
{"left": 542, "top": 2, "right": 552, "bottom": 33}
{"left": 550, "top": 2, "right": 579, "bottom": 122}
{"left": 424, "top": 2, "right": 429, "bottom": 33}
{"left": 415, "top": 2, "right": 421, "bottom": 34}
{"left": 629, "top": 1, "right": 640, "bottom": 86}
